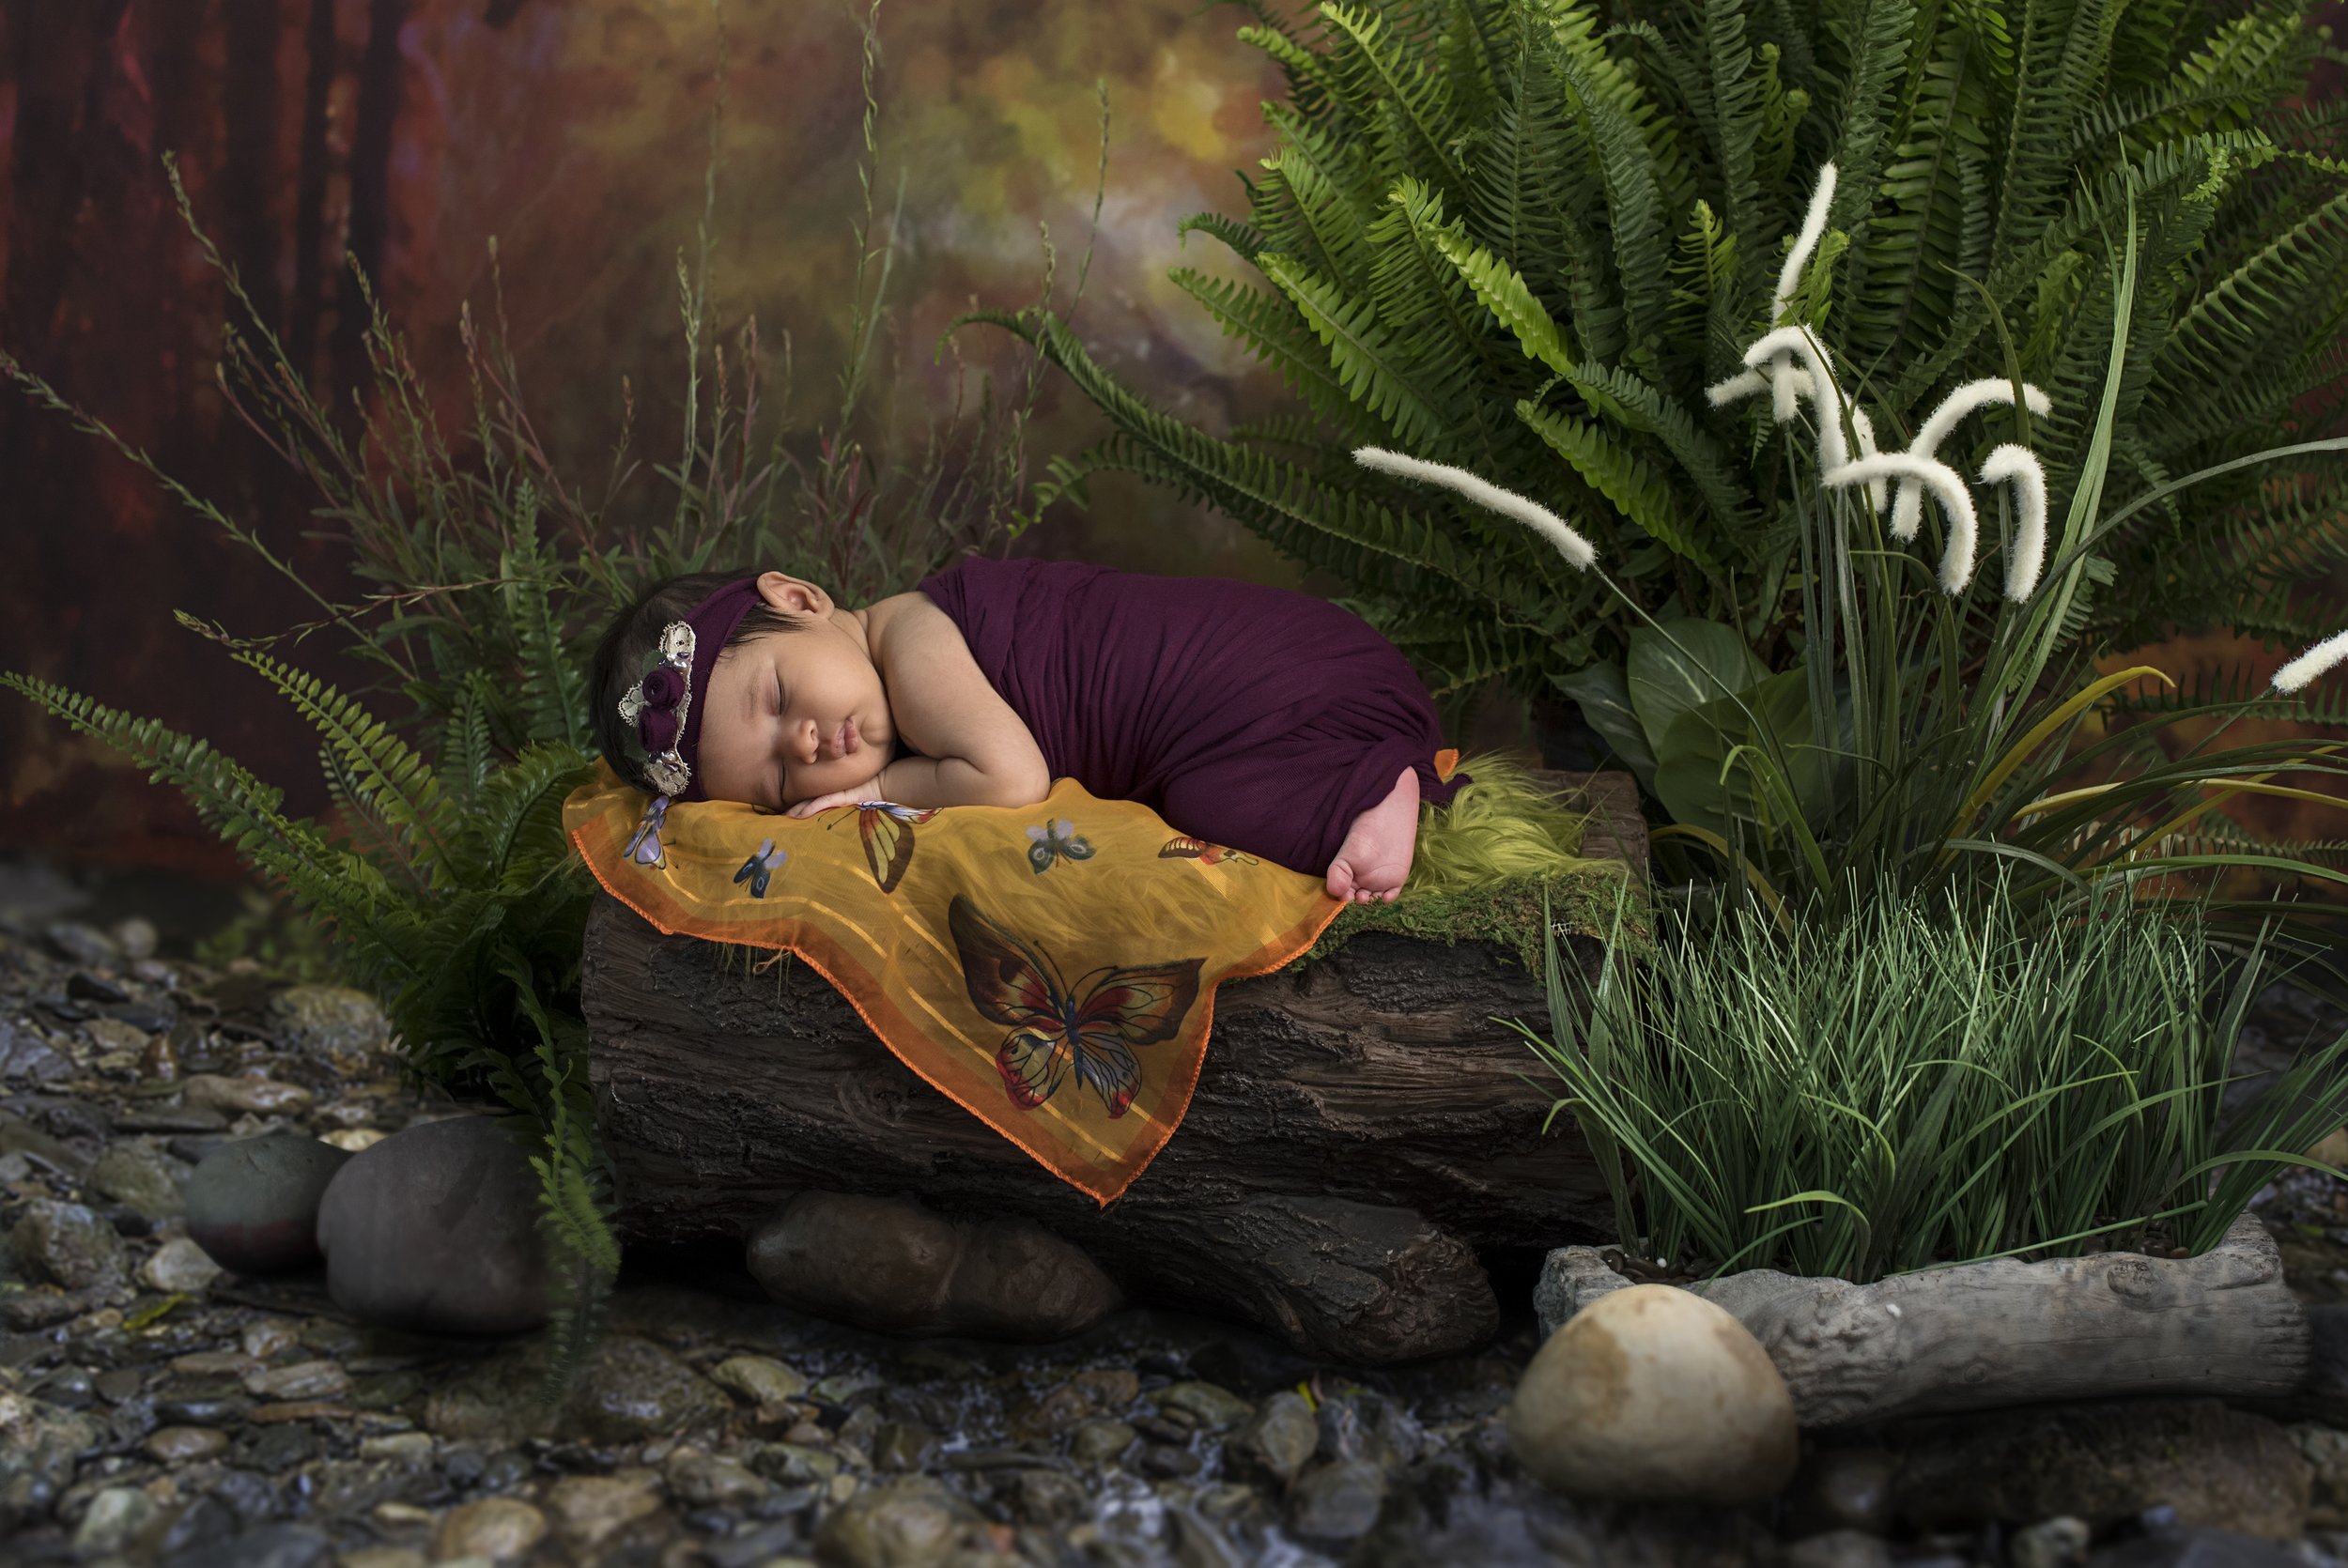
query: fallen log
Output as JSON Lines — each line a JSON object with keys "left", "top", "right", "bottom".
{"left": 1535, "top": 1211, "right": 2309, "bottom": 1426}
{"left": 581, "top": 770, "right": 1641, "bottom": 1363}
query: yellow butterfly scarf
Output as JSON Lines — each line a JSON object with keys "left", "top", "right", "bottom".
{"left": 564, "top": 755, "right": 1456, "bottom": 1204}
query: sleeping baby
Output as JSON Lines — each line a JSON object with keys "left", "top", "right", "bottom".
{"left": 586, "top": 556, "right": 1472, "bottom": 903}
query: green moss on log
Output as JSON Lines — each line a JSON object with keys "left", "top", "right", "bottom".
{"left": 1305, "top": 866, "right": 1651, "bottom": 974}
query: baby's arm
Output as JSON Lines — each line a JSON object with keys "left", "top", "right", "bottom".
{"left": 864, "top": 596, "right": 1049, "bottom": 809}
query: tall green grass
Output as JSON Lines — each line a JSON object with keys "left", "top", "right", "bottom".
{"left": 1515, "top": 875, "right": 2348, "bottom": 1284}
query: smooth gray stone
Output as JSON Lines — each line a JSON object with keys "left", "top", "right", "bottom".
{"left": 186, "top": 1133, "right": 351, "bottom": 1274}
{"left": 315, "top": 1115, "right": 549, "bottom": 1335}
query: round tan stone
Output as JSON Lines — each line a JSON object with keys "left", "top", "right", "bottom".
{"left": 429, "top": 1497, "right": 547, "bottom": 1562}
{"left": 1507, "top": 1283, "right": 1799, "bottom": 1504}
{"left": 709, "top": 1353, "right": 809, "bottom": 1406}
{"left": 542, "top": 1473, "right": 664, "bottom": 1550}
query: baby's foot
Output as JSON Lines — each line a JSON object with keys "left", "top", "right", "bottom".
{"left": 1326, "top": 767, "right": 1419, "bottom": 903}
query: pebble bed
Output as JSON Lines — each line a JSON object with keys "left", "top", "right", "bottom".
{"left": 2, "top": 880, "right": 2347, "bottom": 1567}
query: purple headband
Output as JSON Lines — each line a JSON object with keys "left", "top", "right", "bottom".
{"left": 615, "top": 577, "right": 765, "bottom": 802}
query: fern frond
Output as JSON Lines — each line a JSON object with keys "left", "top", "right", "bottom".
{"left": 1259, "top": 252, "right": 1452, "bottom": 447}
{"left": 1169, "top": 268, "right": 1380, "bottom": 436}
{"left": 233, "top": 649, "right": 457, "bottom": 889}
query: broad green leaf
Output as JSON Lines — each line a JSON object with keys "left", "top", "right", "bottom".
{"left": 1625, "top": 619, "right": 1768, "bottom": 750}
{"left": 1553, "top": 662, "right": 1659, "bottom": 787}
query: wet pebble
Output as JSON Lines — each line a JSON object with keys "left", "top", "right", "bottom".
{"left": 88, "top": 1138, "right": 191, "bottom": 1219}
{"left": 146, "top": 1424, "right": 232, "bottom": 1463}
{"left": 543, "top": 1470, "right": 666, "bottom": 1550}
{"left": 1228, "top": 1389, "right": 1317, "bottom": 1485}
{"left": 565, "top": 1334, "right": 729, "bottom": 1444}
{"left": 815, "top": 1475, "right": 987, "bottom": 1567}
{"left": 710, "top": 1352, "right": 809, "bottom": 1406}
{"left": 242, "top": 1358, "right": 350, "bottom": 1401}
{"left": 1287, "top": 1457, "right": 1386, "bottom": 1542}
{"left": 431, "top": 1495, "right": 548, "bottom": 1561}
{"left": 267, "top": 984, "right": 392, "bottom": 1058}
{"left": 1069, "top": 1419, "right": 1135, "bottom": 1466}
{"left": 2012, "top": 1514, "right": 2093, "bottom": 1568}
{"left": 670, "top": 1450, "right": 769, "bottom": 1507}
{"left": 9, "top": 1198, "right": 131, "bottom": 1292}
{"left": 182, "top": 1073, "right": 315, "bottom": 1115}
{"left": 71, "top": 1484, "right": 160, "bottom": 1556}
{"left": 1785, "top": 1529, "right": 1896, "bottom": 1568}
{"left": 141, "top": 1235, "right": 224, "bottom": 1293}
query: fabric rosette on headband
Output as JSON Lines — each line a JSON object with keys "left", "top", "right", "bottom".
{"left": 618, "top": 622, "right": 699, "bottom": 798}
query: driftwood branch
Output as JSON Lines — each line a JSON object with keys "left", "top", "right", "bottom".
{"left": 1537, "top": 1213, "right": 2309, "bottom": 1426}
{"left": 582, "top": 770, "right": 1641, "bottom": 1362}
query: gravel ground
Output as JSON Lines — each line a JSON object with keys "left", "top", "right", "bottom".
{"left": 2, "top": 854, "right": 2344, "bottom": 1568}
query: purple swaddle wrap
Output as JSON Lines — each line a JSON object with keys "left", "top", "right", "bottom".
{"left": 916, "top": 556, "right": 1470, "bottom": 875}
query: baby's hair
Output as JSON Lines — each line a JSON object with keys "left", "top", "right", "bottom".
{"left": 590, "top": 570, "right": 810, "bottom": 793}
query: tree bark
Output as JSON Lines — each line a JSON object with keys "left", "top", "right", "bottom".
{"left": 582, "top": 769, "right": 1641, "bottom": 1362}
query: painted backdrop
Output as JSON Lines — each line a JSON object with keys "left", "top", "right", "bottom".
{"left": 1, "top": 0, "right": 2340, "bottom": 873}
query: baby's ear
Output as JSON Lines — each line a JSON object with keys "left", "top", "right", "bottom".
{"left": 755, "top": 570, "right": 829, "bottom": 616}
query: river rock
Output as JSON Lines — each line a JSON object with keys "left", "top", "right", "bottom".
{"left": 141, "top": 1236, "right": 224, "bottom": 1294}
{"left": 568, "top": 1335, "right": 729, "bottom": 1445}
{"left": 2011, "top": 1515, "right": 2093, "bottom": 1568}
{"left": 9, "top": 1198, "right": 131, "bottom": 1291}
{"left": 1784, "top": 1530, "right": 1893, "bottom": 1568}
{"left": 1508, "top": 1283, "right": 1799, "bottom": 1505}
{"left": 267, "top": 984, "right": 393, "bottom": 1058}
{"left": 145, "top": 1426, "right": 232, "bottom": 1464}
{"left": 1228, "top": 1391, "right": 1319, "bottom": 1485}
{"left": 163, "top": 1522, "right": 334, "bottom": 1568}
{"left": 1287, "top": 1457, "right": 1386, "bottom": 1542}
{"left": 1892, "top": 1399, "right": 2309, "bottom": 1539}
{"left": 73, "top": 1485, "right": 161, "bottom": 1556}
{"left": 542, "top": 1471, "right": 664, "bottom": 1550}
{"left": 431, "top": 1496, "right": 547, "bottom": 1561}
{"left": 708, "top": 1353, "right": 808, "bottom": 1407}
{"left": 89, "top": 1139, "right": 190, "bottom": 1219}
{"left": 0, "top": 1021, "right": 71, "bottom": 1084}
{"left": 314, "top": 1115, "right": 548, "bottom": 1334}
{"left": 745, "top": 1191, "right": 1119, "bottom": 1341}
{"left": 182, "top": 1073, "right": 315, "bottom": 1115}
{"left": 0, "top": 1390, "right": 106, "bottom": 1531}
{"left": 668, "top": 1452, "right": 768, "bottom": 1507}
{"left": 185, "top": 1133, "right": 351, "bottom": 1274}
{"left": 813, "top": 1476, "right": 988, "bottom": 1568}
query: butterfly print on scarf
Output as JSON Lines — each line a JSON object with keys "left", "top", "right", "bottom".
{"left": 733, "top": 838, "right": 786, "bottom": 898}
{"left": 1026, "top": 817, "right": 1095, "bottom": 875}
{"left": 623, "top": 797, "right": 670, "bottom": 869}
{"left": 946, "top": 894, "right": 1201, "bottom": 1119}
{"left": 1157, "top": 835, "right": 1259, "bottom": 867}
{"left": 825, "top": 801, "right": 941, "bottom": 894}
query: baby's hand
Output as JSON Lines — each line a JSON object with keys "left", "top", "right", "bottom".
{"left": 785, "top": 788, "right": 872, "bottom": 820}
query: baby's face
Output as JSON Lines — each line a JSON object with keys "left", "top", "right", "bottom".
{"left": 695, "top": 617, "right": 894, "bottom": 809}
